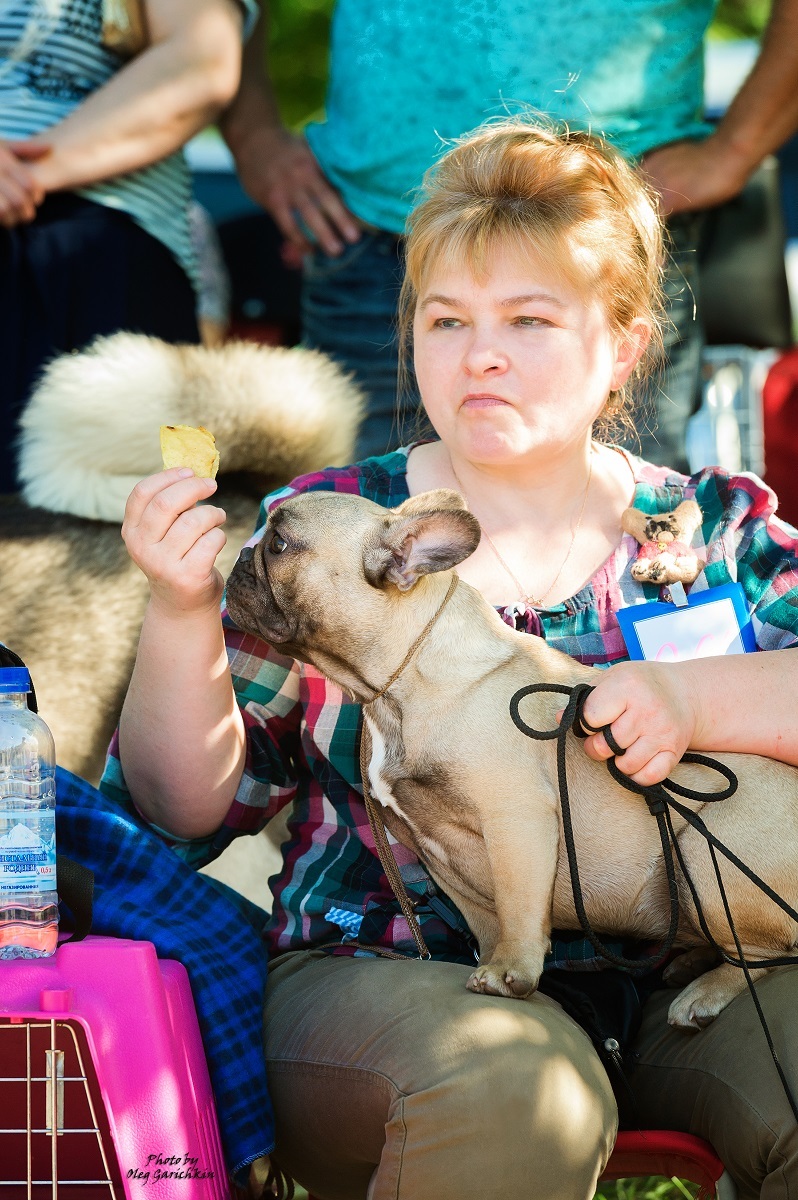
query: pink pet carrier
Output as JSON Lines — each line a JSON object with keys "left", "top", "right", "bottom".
{"left": 0, "top": 935, "right": 231, "bottom": 1199}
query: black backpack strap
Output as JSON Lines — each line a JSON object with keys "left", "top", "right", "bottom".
{"left": 56, "top": 854, "right": 94, "bottom": 944}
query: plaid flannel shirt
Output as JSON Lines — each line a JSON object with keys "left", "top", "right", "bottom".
{"left": 101, "top": 446, "right": 798, "bottom": 969}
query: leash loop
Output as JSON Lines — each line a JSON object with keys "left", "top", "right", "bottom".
{"left": 509, "top": 682, "right": 573, "bottom": 741}
{"left": 659, "top": 753, "right": 738, "bottom": 802}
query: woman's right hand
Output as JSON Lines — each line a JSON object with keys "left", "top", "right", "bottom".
{"left": 122, "top": 469, "right": 227, "bottom": 616}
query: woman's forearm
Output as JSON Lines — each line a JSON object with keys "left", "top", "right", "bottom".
{"left": 679, "top": 648, "right": 798, "bottom": 766}
{"left": 28, "top": 0, "right": 243, "bottom": 193}
{"left": 582, "top": 646, "right": 798, "bottom": 785}
{"left": 118, "top": 599, "right": 246, "bottom": 839}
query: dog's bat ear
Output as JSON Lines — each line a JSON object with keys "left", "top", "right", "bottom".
{"left": 394, "top": 488, "right": 469, "bottom": 516}
{"left": 364, "top": 507, "right": 482, "bottom": 591}
{"left": 621, "top": 507, "right": 649, "bottom": 544}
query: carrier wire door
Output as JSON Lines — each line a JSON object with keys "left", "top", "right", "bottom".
{"left": 0, "top": 1016, "right": 126, "bottom": 1198}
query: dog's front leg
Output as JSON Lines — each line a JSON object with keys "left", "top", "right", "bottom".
{"left": 467, "top": 804, "right": 559, "bottom": 1000}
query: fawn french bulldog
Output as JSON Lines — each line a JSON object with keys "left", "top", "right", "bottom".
{"left": 226, "top": 487, "right": 798, "bottom": 1029}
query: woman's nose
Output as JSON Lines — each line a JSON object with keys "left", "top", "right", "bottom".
{"left": 463, "top": 331, "right": 508, "bottom": 376}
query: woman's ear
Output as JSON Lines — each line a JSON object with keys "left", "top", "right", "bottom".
{"left": 610, "top": 318, "right": 651, "bottom": 392}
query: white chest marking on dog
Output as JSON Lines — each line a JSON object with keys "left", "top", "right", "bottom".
{"left": 363, "top": 714, "right": 408, "bottom": 821}
{"left": 362, "top": 715, "right": 450, "bottom": 867}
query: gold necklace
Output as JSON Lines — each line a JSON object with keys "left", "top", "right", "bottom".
{"left": 450, "top": 452, "right": 594, "bottom": 609}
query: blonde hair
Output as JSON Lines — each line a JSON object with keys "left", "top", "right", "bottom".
{"left": 398, "top": 118, "right": 666, "bottom": 438}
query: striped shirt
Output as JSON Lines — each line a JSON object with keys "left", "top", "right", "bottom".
{"left": 0, "top": 0, "right": 256, "bottom": 287}
{"left": 101, "top": 447, "right": 798, "bottom": 968}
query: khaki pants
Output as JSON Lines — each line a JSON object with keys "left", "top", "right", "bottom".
{"left": 627, "top": 969, "right": 798, "bottom": 1200}
{"left": 263, "top": 953, "right": 798, "bottom": 1200}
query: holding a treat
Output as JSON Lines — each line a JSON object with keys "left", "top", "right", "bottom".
{"left": 160, "top": 425, "right": 220, "bottom": 479}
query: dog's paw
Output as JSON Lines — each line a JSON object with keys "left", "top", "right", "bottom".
{"left": 666, "top": 971, "right": 740, "bottom": 1030}
{"left": 467, "top": 961, "right": 539, "bottom": 1000}
{"left": 667, "top": 991, "right": 718, "bottom": 1030}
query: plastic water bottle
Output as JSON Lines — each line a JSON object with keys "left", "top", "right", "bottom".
{"left": 0, "top": 667, "right": 58, "bottom": 958}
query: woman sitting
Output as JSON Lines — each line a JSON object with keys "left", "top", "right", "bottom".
{"left": 110, "top": 119, "right": 798, "bottom": 1200}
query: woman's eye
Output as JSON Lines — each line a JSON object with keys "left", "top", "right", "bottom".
{"left": 269, "top": 532, "right": 287, "bottom": 554}
{"left": 516, "top": 316, "right": 546, "bottom": 327}
{"left": 433, "top": 317, "right": 462, "bottom": 329}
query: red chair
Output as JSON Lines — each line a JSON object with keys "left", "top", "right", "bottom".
{"left": 600, "top": 1131, "right": 737, "bottom": 1199}
{"left": 306, "top": 1130, "right": 736, "bottom": 1200}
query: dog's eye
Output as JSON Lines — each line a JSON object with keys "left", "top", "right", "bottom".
{"left": 268, "top": 532, "right": 287, "bottom": 554}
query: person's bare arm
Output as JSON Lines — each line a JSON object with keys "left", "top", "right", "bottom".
{"left": 642, "top": 0, "right": 798, "bottom": 214}
{"left": 219, "top": 0, "right": 360, "bottom": 255}
{"left": 118, "top": 469, "right": 246, "bottom": 840}
{"left": 580, "top": 649, "right": 798, "bottom": 786}
{"left": 11, "top": 0, "right": 243, "bottom": 201}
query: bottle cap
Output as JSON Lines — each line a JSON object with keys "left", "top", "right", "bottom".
{"left": 0, "top": 667, "right": 31, "bottom": 694}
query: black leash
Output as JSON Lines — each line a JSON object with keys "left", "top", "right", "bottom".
{"left": 510, "top": 680, "right": 798, "bottom": 1122}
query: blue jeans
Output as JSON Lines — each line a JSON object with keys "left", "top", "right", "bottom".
{"left": 301, "top": 215, "right": 704, "bottom": 470}
{"left": 301, "top": 232, "right": 420, "bottom": 461}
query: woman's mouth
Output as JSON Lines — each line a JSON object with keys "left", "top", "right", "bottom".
{"left": 460, "top": 394, "right": 510, "bottom": 409}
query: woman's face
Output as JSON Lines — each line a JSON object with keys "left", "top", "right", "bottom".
{"left": 412, "top": 241, "right": 646, "bottom": 467}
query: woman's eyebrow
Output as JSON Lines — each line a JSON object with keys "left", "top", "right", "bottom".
{"left": 499, "top": 292, "right": 567, "bottom": 308}
{"left": 418, "top": 293, "right": 459, "bottom": 310}
{"left": 418, "top": 291, "right": 567, "bottom": 310}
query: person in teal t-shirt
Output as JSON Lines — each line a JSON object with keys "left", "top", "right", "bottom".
{"left": 222, "top": 0, "right": 798, "bottom": 469}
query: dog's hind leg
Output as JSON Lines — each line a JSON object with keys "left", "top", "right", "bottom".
{"left": 667, "top": 958, "right": 776, "bottom": 1030}
{"left": 662, "top": 945, "right": 721, "bottom": 988}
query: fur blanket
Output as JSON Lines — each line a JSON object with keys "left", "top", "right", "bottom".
{"left": 1, "top": 333, "right": 363, "bottom": 907}
{"left": 18, "top": 333, "right": 363, "bottom": 521}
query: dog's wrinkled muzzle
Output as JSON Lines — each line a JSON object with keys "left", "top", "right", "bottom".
{"left": 226, "top": 542, "right": 292, "bottom": 645}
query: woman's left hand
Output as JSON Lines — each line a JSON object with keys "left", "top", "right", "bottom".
{"left": 577, "top": 661, "right": 698, "bottom": 786}
{"left": 0, "top": 139, "right": 49, "bottom": 228}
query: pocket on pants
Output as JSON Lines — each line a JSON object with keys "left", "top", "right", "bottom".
{"left": 302, "top": 232, "right": 381, "bottom": 283}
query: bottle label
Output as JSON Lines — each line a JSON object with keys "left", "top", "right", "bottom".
{"left": 0, "top": 821, "right": 57, "bottom": 894}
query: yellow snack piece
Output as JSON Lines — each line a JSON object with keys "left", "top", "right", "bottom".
{"left": 160, "top": 424, "right": 220, "bottom": 479}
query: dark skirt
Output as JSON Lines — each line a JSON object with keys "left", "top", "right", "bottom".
{"left": 0, "top": 193, "right": 200, "bottom": 493}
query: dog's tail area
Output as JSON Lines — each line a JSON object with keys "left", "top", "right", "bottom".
{"left": 18, "top": 333, "right": 365, "bottom": 522}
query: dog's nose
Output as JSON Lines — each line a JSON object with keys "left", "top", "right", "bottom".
{"left": 239, "top": 546, "right": 255, "bottom": 563}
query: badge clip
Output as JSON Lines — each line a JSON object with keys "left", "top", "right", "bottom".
{"left": 663, "top": 582, "right": 688, "bottom": 607}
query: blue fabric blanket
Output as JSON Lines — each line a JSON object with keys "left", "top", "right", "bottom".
{"left": 55, "top": 768, "right": 274, "bottom": 1187}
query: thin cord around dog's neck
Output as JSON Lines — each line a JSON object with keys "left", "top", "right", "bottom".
{"left": 364, "top": 574, "right": 459, "bottom": 705}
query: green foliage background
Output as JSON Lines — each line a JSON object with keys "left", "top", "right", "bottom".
{"left": 268, "top": 0, "right": 772, "bottom": 130}
{"left": 268, "top": 0, "right": 332, "bottom": 129}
